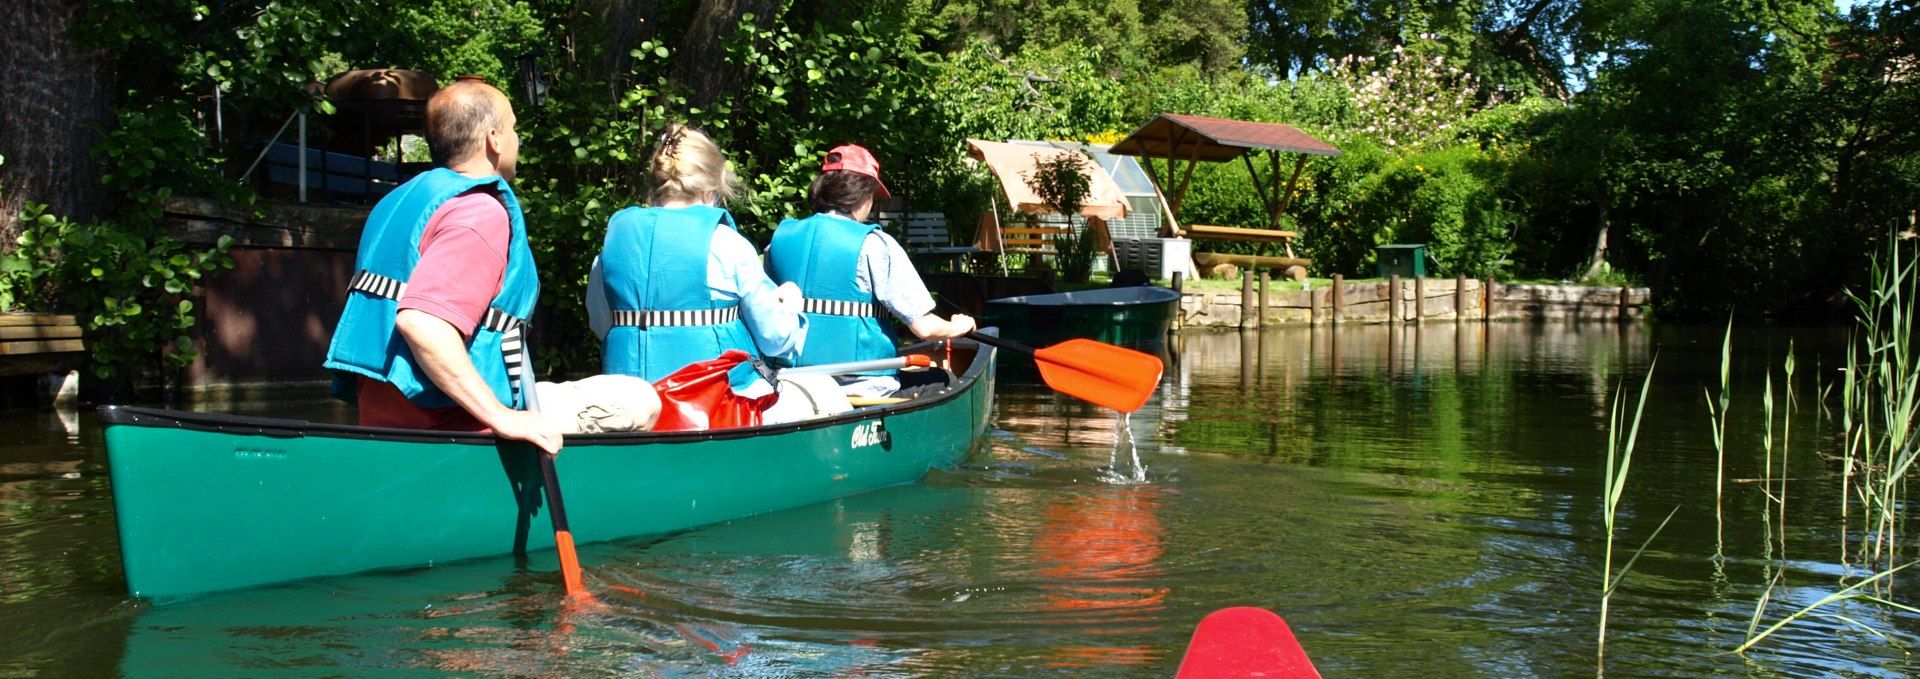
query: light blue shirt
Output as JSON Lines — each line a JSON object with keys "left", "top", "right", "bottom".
{"left": 837, "top": 227, "right": 940, "bottom": 398}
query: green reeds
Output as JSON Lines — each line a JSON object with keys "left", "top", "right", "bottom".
{"left": 1737, "top": 237, "right": 1920, "bottom": 657}
{"left": 1598, "top": 357, "right": 1679, "bottom": 673}
{"left": 1841, "top": 238, "right": 1920, "bottom": 567}
{"left": 1737, "top": 561, "right": 1920, "bottom": 655}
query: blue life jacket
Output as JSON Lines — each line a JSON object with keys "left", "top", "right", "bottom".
{"left": 323, "top": 168, "right": 539, "bottom": 409}
{"left": 765, "top": 213, "right": 898, "bottom": 374}
{"left": 599, "top": 204, "right": 756, "bottom": 382}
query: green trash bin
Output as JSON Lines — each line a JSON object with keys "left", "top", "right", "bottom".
{"left": 1375, "top": 244, "right": 1428, "bottom": 278}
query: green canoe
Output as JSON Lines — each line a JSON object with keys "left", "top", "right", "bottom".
{"left": 102, "top": 343, "right": 996, "bottom": 601}
{"left": 982, "top": 286, "right": 1182, "bottom": 348}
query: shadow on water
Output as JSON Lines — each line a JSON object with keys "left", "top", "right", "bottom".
{"left": 2, "top": 320, "right": 1915, "bottom": 677}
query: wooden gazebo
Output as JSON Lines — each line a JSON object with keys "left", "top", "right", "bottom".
{"left": 1108, "top": 113, "right": 1341, "bottom": 274}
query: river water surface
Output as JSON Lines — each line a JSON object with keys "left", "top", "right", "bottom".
{"left": 2, "top": 321, "right": 1913, "bottom": 677}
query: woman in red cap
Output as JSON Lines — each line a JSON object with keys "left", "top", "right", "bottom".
{"left": 765, "top": 144, "right": 975, "bottom": 398}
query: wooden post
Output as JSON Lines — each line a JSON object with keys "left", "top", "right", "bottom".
{"left": 1414, "top": 276, "right": 1425, "bottom": 323}
{"left": 1258, "top": 270, "right": 1270, "bottom": 327}
{"left": 1331, "top": 274, "right": 1344, "bottom": 323}
{"left": 1618, "top": 285, "right": 1631, "bottom": 322}
{"left": 1455, "top": 275, "right": 1466, "bottom": 322}
{"left": 1170, "top": 271, "right": 1185, "bottom": 332}
{"left": 1389, "top": 274, "right": 1402, "bottom": 323}
{"left": 1485, "top": 278, "right": 1497, "bottom": 323}
{"left": 1241, "top": 270, "right": 1255, "bottom": 330}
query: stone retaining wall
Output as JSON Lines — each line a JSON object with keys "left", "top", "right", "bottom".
{"left": 1178, "top": 275, "right": 1650, "bottom": 328}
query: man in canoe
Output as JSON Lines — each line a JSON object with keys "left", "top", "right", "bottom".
{"left": 766, "top": 144, "right": 975, "bottom": 398}
{"left": 323, "top": 79, "right": 563, "bottom": 454}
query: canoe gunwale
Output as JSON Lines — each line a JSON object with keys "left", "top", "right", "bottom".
{"left": 985, "top": 286, "right": 1183, "bottom": 308}
{"left": 101, "top": 341, "right": 994, "bottom": 445}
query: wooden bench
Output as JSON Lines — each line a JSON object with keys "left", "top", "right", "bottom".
{"left": 1194, "top": 252, "right": 1312, "bottom": 281}
{"left": 1181, "top": 224, "right": 1301, "bottom": 258}
{"left": 999, "top": 225, "right": 1073, "bottom": 253}
{"left": 875, "top": 211, "right": 980, "bottom": 271}
{"left": 0, "top": 313, "right": 85, "bottom": 376}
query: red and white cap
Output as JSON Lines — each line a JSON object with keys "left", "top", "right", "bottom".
{"left": 822, "top": 144, "right": 891, "bottom": 199}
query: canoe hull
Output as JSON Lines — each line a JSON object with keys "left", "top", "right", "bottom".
{"left": 983, "top": 286, "right": 1182, "bottom": 348}
{"left": 104, "top": 346, "right": 995, "bottom": 601}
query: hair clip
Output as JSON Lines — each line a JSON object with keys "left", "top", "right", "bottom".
{"left": 660, "top": 128, "right": 686, "bottom": 158}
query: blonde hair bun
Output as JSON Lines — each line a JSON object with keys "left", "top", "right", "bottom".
{"left": 648, "top": 122, "right": 739, "bottom": 205}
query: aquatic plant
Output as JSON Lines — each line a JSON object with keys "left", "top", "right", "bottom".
{"left": 1704, "top": 317, "right": 1731, "bottom": 514}
{"left": 1736, "top": 561, "right": 1920, "bottom": 655}
{"left": 1597, "top": 357, "right": 1678, "bottom": 672}
{"left": 1736, "top": 237, "right": 1920, "bottom": 657}
{"left": 1839, "top": 238, "right": 1920, "bottom": 567}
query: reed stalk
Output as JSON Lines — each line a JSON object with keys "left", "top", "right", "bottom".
{"left": 1781, "top": 342, "right": 1794, "bottom": 558}
{"left": 1706, "top": 318, "right": 1732, "bottom": 524}
{"left": 1599, "top": 358, "right": 1676, "bottom": 674}
{"left": 1737, "top": 561, "right": 1920, "bottom": 654}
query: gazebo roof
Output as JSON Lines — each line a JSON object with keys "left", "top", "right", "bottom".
{"left": 1107, "top": 113, "right": 1341, "bottom": 162}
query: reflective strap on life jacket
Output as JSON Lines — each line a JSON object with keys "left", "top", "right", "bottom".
{"left": 348, "top": 268, "right": 533, "bottom": 403}
{"left": 608, "top": 305, "right": 741, "bottom": 329}
{"left": 801, "top": 298, "right": 879, "bottom": 318}
{"left": 349, "top": 270, "right": 408, "bottom": 300}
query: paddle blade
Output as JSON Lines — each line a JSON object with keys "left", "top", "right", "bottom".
{"left": 1176, "top": 607, "right": 1321, "bottom": 679}
{"left": 1030, "top": 339, "right": 1162, "bottom": 412}
{"left": 555, "top": 529, "right": 589, "bottom": 599}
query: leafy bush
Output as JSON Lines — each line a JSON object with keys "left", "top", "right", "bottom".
{"left": 1050, "top": 224, "right": 1101, "bottom": 284}
{"left": 6, "top": 204, "right": 233, "bottom": 380}
{"left": 1022, "top": 150, "right": 1098, "bottom": 283}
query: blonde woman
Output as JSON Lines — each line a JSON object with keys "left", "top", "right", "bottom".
{"left": 587, "top": 123, "right": 805, "bottom": 384}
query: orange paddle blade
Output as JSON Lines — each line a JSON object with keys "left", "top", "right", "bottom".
{"left": 1176, "top": 607, "right": 1321, "bottom": 679}
{"left": 1030, "top": 339, "right": 1163, "bottom": 413}
{"left": 554, "top": 530, "right": 590, "bottom": 600}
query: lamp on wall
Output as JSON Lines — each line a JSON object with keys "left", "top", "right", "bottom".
{"left": 518, "top": 49, "right": 552, "bottom": 108}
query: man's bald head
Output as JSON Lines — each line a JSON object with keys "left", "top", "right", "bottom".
{"left": 426, "top": 81, "right": 514, "bottom": 169}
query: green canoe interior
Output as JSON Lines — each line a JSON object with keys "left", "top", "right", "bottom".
{"left": 101, "top": 342, "right": 996, "bottom": 601}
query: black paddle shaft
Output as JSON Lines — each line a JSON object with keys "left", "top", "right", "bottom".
{"left": 537, "top": 452, "right": 573, "bottom": 533}
{"left": 965, "top": 331, "right": 1036, "bottom": 357}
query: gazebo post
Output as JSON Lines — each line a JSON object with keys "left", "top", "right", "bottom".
{"left": 1242, "top": 153, "right": 1276, "bottom": 217}
{"left": 1172, "top": 142, "right": 1202, "bottom": 217}
{"left": 1274, "top": 155, "right": 1309, "bottom": 223}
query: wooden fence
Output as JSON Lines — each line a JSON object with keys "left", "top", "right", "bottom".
{"left": 1176, "top": 275, "right": 1650, "bottom": 328}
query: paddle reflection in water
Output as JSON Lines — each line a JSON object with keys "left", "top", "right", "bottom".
{"left": 1030, "top": 485, "right": 1170, "bottom": 669}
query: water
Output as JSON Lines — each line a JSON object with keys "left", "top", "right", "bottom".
{"left": 2, "top": 321, "right": 1914, "bottom": 677}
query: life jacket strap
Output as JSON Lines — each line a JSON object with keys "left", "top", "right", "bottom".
{"left": 802, "top": 298, "right": 879, "bottom": 318}
{"left": 609, "top": 305, "right": 741, "bottom": 329}
{"left": 350, "top": 268, "right": 533, "bottom": 405}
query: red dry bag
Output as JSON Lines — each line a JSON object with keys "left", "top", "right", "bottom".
{"left": 651, "top": 349, "right": 778, "bottom": 432}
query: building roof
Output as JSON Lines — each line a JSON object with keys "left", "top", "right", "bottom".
{"left": 1107, "top": 113, "right": 1341, "bottom": 161}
